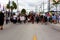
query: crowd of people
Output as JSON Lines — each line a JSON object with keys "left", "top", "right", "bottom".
{"left": 6, "top": 12, "right": 60, "bottom": 24}
{"left": 0, "top": 11, "right": 60, "bottom": 30}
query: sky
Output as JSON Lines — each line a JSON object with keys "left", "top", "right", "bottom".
{"left": 0, "top": 0, "right": 60, "bottom": 12}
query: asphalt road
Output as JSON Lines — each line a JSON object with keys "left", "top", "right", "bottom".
{"left": 0, "top": 23, "right": 60, "bottom": 40}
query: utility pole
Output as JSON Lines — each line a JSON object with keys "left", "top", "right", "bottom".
{"left": 39, "top": 6, "right": 41, "bottom": 12}
{"left": 35, "top": 5, "right": 37, "bottom": 13}
{"left": 43, "top": 1, "right": 44, "bottom": 14}
{"left": 3, "top": 5, "right": 4, "bottom": 11}
{"left": 39, "top": 5, "right": 42, "bottom": 12}
{"left": 9, "top": 0, "right": 11, "bottom": 17}
{"left": 17, "top": 0, "right": 19, "bottom": 13}
{"left": 48, "top": 0, "right": 50, "bottom": 12}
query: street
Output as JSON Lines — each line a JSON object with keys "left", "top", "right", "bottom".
{"left": 0, "top": 23, "right": 60, "bottom": 40}
{"left": 0, "top": 0, "right": 60, "bottom": 40}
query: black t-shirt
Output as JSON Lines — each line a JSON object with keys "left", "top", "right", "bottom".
{"left": 0, "top": 12, "right": 4, "bottom": 21}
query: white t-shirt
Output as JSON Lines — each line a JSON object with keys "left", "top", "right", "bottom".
{"left": 20, "top": 16, "right": 25, "bottom": 21}
{"left": 13, "top": 15, "right": 17, "bottom": 20}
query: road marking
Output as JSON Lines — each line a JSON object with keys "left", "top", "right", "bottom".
{"left": 33, "top": 35, "right": 37, "bottom": 40}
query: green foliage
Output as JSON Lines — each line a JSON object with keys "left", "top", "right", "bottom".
{"left": 12, "top": 1, "right": 17, "bottom": 9}
{"left": 53, "top": 0, "right": 56, "bottom": 3}
{"left": 52, "top": 0, "right": 60, "bottom": 13}
{"left": 52, "top": 0, "right": 60, "bottom": 7}
{"left": 53, "top": 0, "right": 60, "bottom": 4}
{"left": 6, "top": 1, "right": 17, "bottom": 10}
{"left": 21, "top": 9, "right": 26, "bottom": 14}
{"left": 6, "top": 1, "right": 10, "bottom": 9}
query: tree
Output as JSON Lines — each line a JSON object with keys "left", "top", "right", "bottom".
{"left": 53, "top": 0, "right": 60, "bottom": 13}
{"left": 6, "top": 1, "right": 17, "bottom": 16}
{"left": 6, "top": 1, "right": 10, "bottom": 9}
{"left": 6, "top": 1, "right": 10, "bottom": 17}
{"left": 21, "top": 9, "right": 26, "bottom": 15}
{"left": 6, "top": 1, "right": 17, "bottom": 10}
{"left": 11, "top": 1, "right": 17, "bottom": 10}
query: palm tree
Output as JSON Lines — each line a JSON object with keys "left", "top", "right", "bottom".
{"left": 6, "top": 1, "right": 17, "bottom": 16}
{"left": 53, "top": 0, "right": 60, "bottom": 13}
{"left": 6, "top": 1, "right": 10, "bottom": 10}
{"left": 6, "top": 1, "right": 10, "bottom": 17}
{"left": 11, "top": 1, "right": 17, "bottom": 11}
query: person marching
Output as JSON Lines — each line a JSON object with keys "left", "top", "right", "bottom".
{"left": 0, "top": 11, "right": 4, "bottom": 30}
{"left": 20, "top": 15, "right": 25, "bottom": 23}
{"left": 35, "top": 14, "right": 39, "bottom": 24}
{"left": 12, "top": 13, "right": 17, "bottom": 24}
